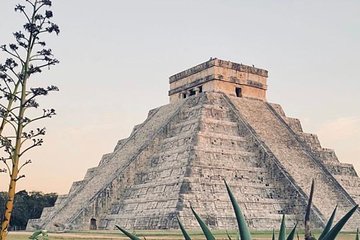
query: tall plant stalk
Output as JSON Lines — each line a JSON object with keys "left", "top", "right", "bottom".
{"left": 0, "top": 1, "right": 59, "bottom": 239}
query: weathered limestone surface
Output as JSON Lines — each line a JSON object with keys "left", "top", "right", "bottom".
{"left": 169, "top": 58, "right": 268, "bottom": 103}
{"left": 27, "top": 59, "right": 360, "bottom": 231}
{"left": 28, "top": 100, "right": 185, "bottom": 230}
{"left": 27, "top": 92, "right": 360, "bottom": 231}
{"left": 231, "top": 97, "right": 360, "bottom": 229}
{"left": 269, "top": 103, "right": 360, "bottom": 205}
{"left": 177, "top": 94, "right": 321, "bottom": 230}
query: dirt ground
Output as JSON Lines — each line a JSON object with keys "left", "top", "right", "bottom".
{"left": 7, "top": 230, "right": 359, "bottom": 240}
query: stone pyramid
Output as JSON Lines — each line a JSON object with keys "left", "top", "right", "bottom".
{"left": 27, "top": 58, "right": 360, "bottom": 231}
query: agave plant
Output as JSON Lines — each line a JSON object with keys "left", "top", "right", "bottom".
{"left": 224, "top": 180, "right": 251, "bottom": 240}
{"left": 318, "top": 206, "right": 337, "bottom": 240}
{"left": 304, "top": 180, "right": 315, "bottom": 240}
{"left": 115, "top": 225, "right": 141, "bottom": 240}
{"left": 177, "top": 181, "right": 298, "bottom": 240}
{"left": 116, "top": 179, "right": 358, "bottom": 240}
{"left": 303, "top": 180, "right": 358, "bottom": 240}
{"left": 190, "top": 206, "right": 216, "bottom": 240}
{"left": 319, "top": 205, "right": 358, "bottom": 240}
{"left": 177, "top": 215, "right": 192, "bottom": 240}
{"left": 29, "top": 230, "right": 48, "bottom": 240}
{"left": 225, "top": 180, "right": 297, "bottom": 240}
{"left": 287, "top": 223, "right": 297, "bottom": 240}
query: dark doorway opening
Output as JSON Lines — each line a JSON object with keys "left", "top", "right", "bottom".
{"left": 189, "top": 89, "right": 196, "bottom": 96}
{"left": 199, "top": 86, "right": 203, "bottom": 93}
{"left": 182, "top": 93, "right": 187, "bottom": 99}
{"left": 90, "top": 218, "right": 97, "bottom": 230}
{"left": 235, "top": 87, "right": 242, "bottom": 97}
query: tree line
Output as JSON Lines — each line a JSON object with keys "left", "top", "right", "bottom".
{"left": 0, "top": 191, "right": 57, "bottom": 230}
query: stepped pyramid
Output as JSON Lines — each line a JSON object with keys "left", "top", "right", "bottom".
{"left": 27, "top": 58, "right": 360, "bottom": 231}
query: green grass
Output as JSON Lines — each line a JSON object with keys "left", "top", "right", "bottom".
{"left": 6, "top": 230, "right": 359, "bottom": 240}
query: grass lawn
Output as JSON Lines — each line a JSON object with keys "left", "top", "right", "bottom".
{"left": 6, "top": 230, "right": 359, "bottom": 240}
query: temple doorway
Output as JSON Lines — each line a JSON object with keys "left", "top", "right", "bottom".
{"left": 235, "top": 87, "right": 242, "bottom": 97}
{"left": 90, "top": 218, "right": 97, "bottom": 230}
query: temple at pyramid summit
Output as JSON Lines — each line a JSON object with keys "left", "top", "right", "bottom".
{"left": 27, "top": 58, "right": 360, "bottom": 231}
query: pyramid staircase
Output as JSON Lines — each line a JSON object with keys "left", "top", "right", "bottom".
{"left": 27, "top": 92, "right": 360, "bottom": 231}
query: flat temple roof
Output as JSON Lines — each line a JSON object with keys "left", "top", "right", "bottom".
{"left": 169, "top": 58, "right": 268, "bottom": 83}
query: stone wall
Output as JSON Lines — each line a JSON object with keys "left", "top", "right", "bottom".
{"left": 268, "top": 103, "right": 360, "bottom": 204}
{"left": 231, "top": 97, "right": 360, "bottom": 229}
{"left": 169, "top": 58, "right": 268, "bottom": 103}
{"left": 27, "top": 99, "right": 185, "bottom": 231}
{"left": 27, "top": 91, "right": 360, "bottom": 231}
{"left": 177, "top": 93, "right": 318, "bottom": 229}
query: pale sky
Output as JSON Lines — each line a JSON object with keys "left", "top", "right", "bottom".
{"left": 0, "top": 0, "right": 359, "bottom": 194}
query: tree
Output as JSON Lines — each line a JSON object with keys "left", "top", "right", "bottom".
{"left": 0, "top": 191, "right": 57, "bottom": 230}
{"left": 0, "top": 0, "right": 59, "bottom": 239}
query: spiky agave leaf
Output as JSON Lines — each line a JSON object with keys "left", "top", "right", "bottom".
{"left": 190, "top": 206, "right": 215, "bottom": 240}
{"left": 321, "top": 204, "right": 358, "bottom": 240}
{"left": 29, "top": 230, "right": 43, "bottom": 239}
{"left": 286, "top": 224, "right": 297, "bottom": 240}
{"left": 272, "top": 229, "right": 276, "bottom": 240}
{"left": 278, "top": 214, "right": 286, "bottom": 240}
{"left": 226, "top": 230, "right": 233, "bottom": 240}
{"left": 224, "top": 180, "right": 252, "bottom": 240}
{"left": 318, "top": 205, "right": 337, "bottom": 240}
{"left": 356, "top": 228, "right": 359, "bottom": 240}
{"left": 115, "top": 225, "right": 141, "bottom": 240}
{"left": 305, "top": 180, "right": 315, "bottom": 240}
{"left": 176, "top": 215, "right": 192, "bottom": 240}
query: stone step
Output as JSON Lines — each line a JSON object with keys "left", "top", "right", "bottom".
{"left": 162, "top": 131, "right": 195, "bottom": 144}
{"left": 229, "top": 96, "right": 360, "bottom": 228}
{"left": 39, "top": 99, "right": 186, "bottom": 230}
{"left": 197, "top": 132, "right": 247, "bottom": 141}
{"left": 169, "top": 117, "right": 199, "bottom": 129}
{"left": 194, "top": 146, "right": 256, "bottom": 156}
{"left": 200, "top": 117, "right": 238, "bottom": 126}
